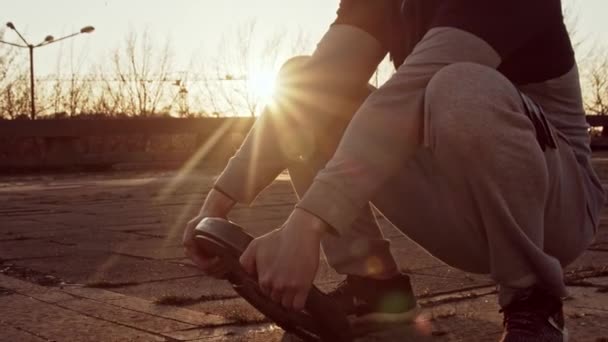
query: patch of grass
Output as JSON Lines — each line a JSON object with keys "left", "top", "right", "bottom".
{"left": 199, "top": 294, "right": 238, "bottom": 301}
{"left": 0, "top": 286, "right": 14, "bottom": 296}
{"left": 223, "top": 310, "right": 269, "bottom": 325}
{"left": 154, "top": 293, "right": 237, "bottom": 306}
{"left": 0, "top": 264, "right": 63, "bottom": 287}
{"left": 565, "top": 280, "right": 597, "bottom": 287}
{"left": 85, "top": 281, "right": 138, "bottom": 289}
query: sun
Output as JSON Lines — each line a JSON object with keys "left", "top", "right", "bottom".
{"left": 248, "top": 68, "right": 278, "bottom": 104}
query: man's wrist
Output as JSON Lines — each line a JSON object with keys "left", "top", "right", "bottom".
{"left": 291, "top": 208, "right": 332, "bottom": 237}
{"left": 200, "top": 189, "right": 236, "bottom": 217}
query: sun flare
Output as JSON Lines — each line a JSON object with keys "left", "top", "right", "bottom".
{"left": 248, "top": 68, "right": 278, "bottom": 105}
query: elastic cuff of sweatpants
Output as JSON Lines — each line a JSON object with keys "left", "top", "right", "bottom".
{"left": 296, "top": 180, "right": 360, "bottom": 237}
{"left": 213, "top": 159, "right": 257, "bottom": 205}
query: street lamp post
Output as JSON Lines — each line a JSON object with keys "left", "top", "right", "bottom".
{"left": 0, "top": 23, "right": 95, "bottom": 119}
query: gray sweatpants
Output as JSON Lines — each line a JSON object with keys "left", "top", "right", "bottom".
{"left": 275, "top": 58, "right": 597, "bottom": 305}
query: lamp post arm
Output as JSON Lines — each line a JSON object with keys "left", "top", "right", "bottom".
{"left": 35, "top": 32, "right": 82, "bottom": 47}
{"left": 0, "top": 39, "right": 27, "bottom": 48}
{"left": 9, "top": 27, "right": 29, "bottom": 46}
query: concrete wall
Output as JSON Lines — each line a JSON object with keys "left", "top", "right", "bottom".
{"left": 1, "top": 116, "right": 607, "bottom": 172}
{"left": 0, "top": 118, "right": 255, "bottom": 171}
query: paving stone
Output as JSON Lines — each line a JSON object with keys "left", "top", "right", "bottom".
{"left": 104, "top": 295, "right": 230, "bottom": 327}
{"left": 27, "top": 212, "right": 102, "bottom": 228}
{"left": 186, "top": 297, "right": 268, "bottom": 323}
{"left": 107, "top": 275, "right": 236, "bottom": 301}
{"left": 0, "top": 238, "right": 73, "bottom": 260}
{"left": 0, "top": 294, "right": 165, "bottom": 342}
{"left": 164, "top": 322, "right": 279, "bottom": 341}
{"left": 11, "top": 250, "right": 202, "bottom": 285}
{"left": 0, "top": 226, "right": 82, "bottom": 240}
{"left": 57, "top": 297, "right": 196, "bottom": 334}
{"left": 409, "top": 269, "right": 494, "bottom": 297}
{"left": 0, "top": 218, "right": 68, "bottom": 231}
{"left": 391, "top": 238, "right": 448, "bottom": 271}
{"left": 112, "top": 242, "right": 185, "bottom": 260}
{"left": 567, "top": 250, "right": 608, "bottom": 271}
{"left": 0, "top": 274, "right": 121, "bottom": 304}
{"left": 1, "top": 167, "right": 607, "bottom": 341}
{"left": 0, "top": 322, "right": 47, "bottom": 342}
{"left": 566, "top": 283, "right": 608, "bottom": 313}
{"left": 44, "top": 229, "right": 184, "bottom": 260}
{"left": 191, "top": 327, "right": 285, "bottom": 342}
{"left": 63, "top": 286, "right": 127, "bottom": 301}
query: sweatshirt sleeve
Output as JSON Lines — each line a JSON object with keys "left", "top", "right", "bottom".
{"left": 213, "top": 24, "right": 387, "bottom": 204}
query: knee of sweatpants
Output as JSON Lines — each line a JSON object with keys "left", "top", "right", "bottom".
{"left": 424, "top": 62, "right": 527, "bottom": 154}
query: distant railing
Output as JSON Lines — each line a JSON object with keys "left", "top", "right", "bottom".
{"left": 587, "top": 115, "right": 608, "bottom": 150}
{"left": 1, "top": 115, "right": 607, "bottom": 171}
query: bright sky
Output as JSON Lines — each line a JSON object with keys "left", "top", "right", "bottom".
{"left": 1, "top": 0, "right": 607, "bottom": 77}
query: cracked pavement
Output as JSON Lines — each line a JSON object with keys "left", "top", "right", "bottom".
{"left": 1, "top": 161, "right": 607, "bottom": 341}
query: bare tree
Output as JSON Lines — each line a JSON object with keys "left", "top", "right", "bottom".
{"left": 0, "top": 29, "right": 29, "bottom": 119}
{"left": 109, "top": 30, "right": 173, "bottom": 116}
{"left": 45, "top": 39, "right": 93, "bottom": 117}
{"left": 196, "top": 21, "right": 312, "bottom": 117}
{"left": 585, "top": 51, "right": 608, "bottom": 115}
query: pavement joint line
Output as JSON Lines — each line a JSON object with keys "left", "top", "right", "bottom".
{"left": 1, "top": 254, "right": 68, "bottom": 263}
{"left": 103, "top": 249, "right": 185, "bottom": 262}
{"left": 25, "top": 217, "right": 84, "bottom": 229}
{"left": 108, "top": 251, "right": 176, "bottom": 261}
{"left": 100, "top": 294, "right": 234, "bottom": 328}
{"left": 52, "top": 295, "right": 202, "bottom": 337}
{"left": 417, "top": 284, "right": 497, "bottom": 300}
{"left": 1, "top": 320, "right": 52, "bottom": 342}
{"left": 25, "top": 293, "right": 184, "bottom": 342}
{"left": 569, "top": 304, "right": 608, "bottom": 313}
{"left": 81, "top": 274, "right": 207, "bottom": 289}
{"left": 418, "top": 287, "right": 498, "bottom": 308}
{"left": 96, "top": 220, "right": 164, "bottom": 228}
{"left": 120, "top": 231, "right": 168, "bottom": 239}
{"left": 1, "top": 260, "right": 202, "bottom": 290}
{"left": 47, "top": 239, "right": 77, "bottom": 246}
{"left": 404, "top": 270, "right": 495, "bottom": 282}
{"left": 1, "top": 274, "right": 225, "bottom": 338}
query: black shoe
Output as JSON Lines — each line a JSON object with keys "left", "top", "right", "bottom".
{"left": 328, "top": 273, "right": 419, "bottom": 326}
{"left": 500, "top": 287, "right": 568, "bottom": 342}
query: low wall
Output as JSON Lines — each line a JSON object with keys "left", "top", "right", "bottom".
{"left": 0, "top": 118, "right": 255, "bottom": 171}
{"left": 1, "top": 116, "right": 607, "bottom": 172}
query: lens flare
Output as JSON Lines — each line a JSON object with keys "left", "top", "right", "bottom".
{"left": 248, "top": 68, "right": 278, "bottom": 108}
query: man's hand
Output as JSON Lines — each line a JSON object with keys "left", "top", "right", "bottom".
{"left": 183, "top": 189, "right": 236, "bottom": 278}
{"left": 239, "top": 209, "right": 329, "bottom": 311}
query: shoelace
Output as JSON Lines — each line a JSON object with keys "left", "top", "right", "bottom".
{"left": 501, "top": 308, "right": 544, "bottom": 329}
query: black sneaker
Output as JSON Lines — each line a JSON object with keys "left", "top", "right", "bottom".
{"left": 500, "top": 287, "right": 568, "bottom": 342}
{"left": 328, "top": 273, "right": 419, "bottom": 327}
